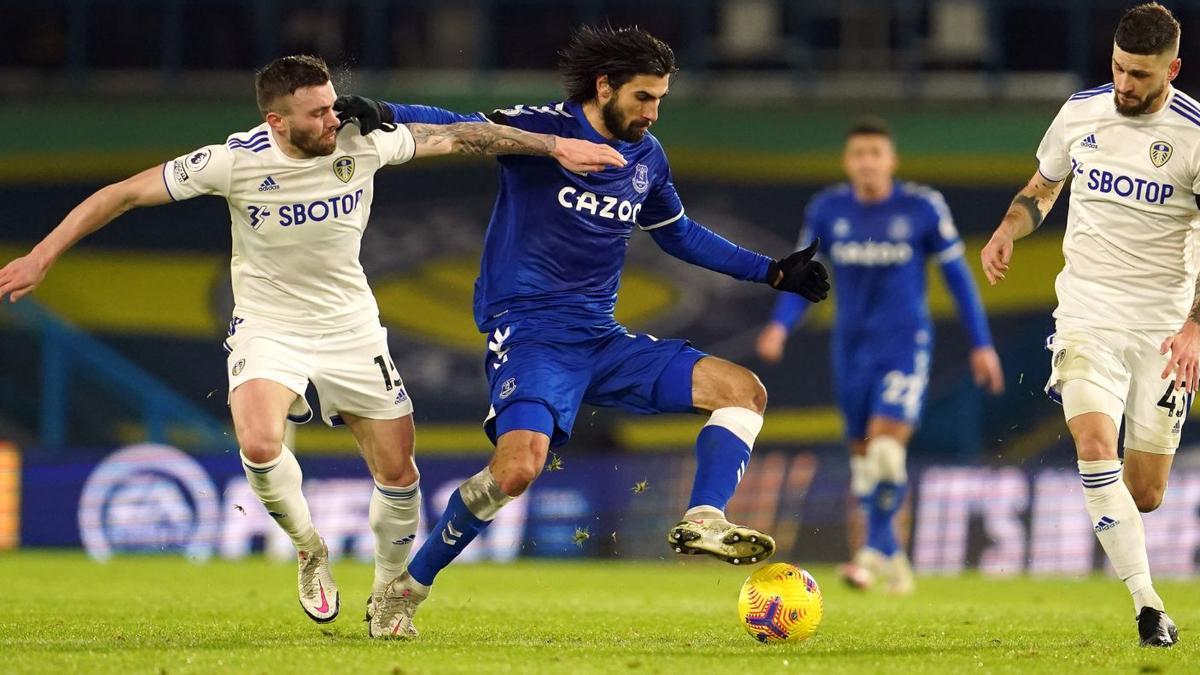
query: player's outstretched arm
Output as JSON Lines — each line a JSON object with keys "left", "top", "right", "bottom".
{"left": 980, "top": 169, "right": 1065, "bottom": 285}
{"left": 647, "top": 215, "right": 829, "bottom": 302}
{"left": 335, "top": 94, "right": 625, "bottom": 172}
{"left": 335, "top": 95, "right": 486, "bottom": 132}
{"left": 0, "top": 165, "right": 172, "bottom": 303}
{"left": 939, "top": 255, "right": 1005, "bottom": 394}
{"left": 404, "top": 122, "right": 625, "bottom": 172}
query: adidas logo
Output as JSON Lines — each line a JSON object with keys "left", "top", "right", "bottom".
{"left": 1080, "top": 133, "right": 1099, "bottom": 150}
{"left": 1094, "top": 515, "right": 1119, "bottom": 533}
{"left": 257, "top": 175, "right": 280, "bottom": 192}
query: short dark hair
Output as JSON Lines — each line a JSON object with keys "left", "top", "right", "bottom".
{"left": 846, "top": 117, "right": 892, "bottom": 140}
{"left": 1115, "top": 2, "right": 1181, "bottom": 56}
{"left": 558, "top": 24, "right": 678, "bottom": 103}
{"left": 254, "top": 55, "right": 331, "bottom": 116}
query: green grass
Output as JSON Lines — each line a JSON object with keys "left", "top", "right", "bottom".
{"left": 0, "top": 551, "right": 1195, "bottom": 674}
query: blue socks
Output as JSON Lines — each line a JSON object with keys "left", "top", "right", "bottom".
{"left": 406, "top": 489, "right": 489, "bottom": 586}
{"left": 866, "top": 481, "right": 906, "bottom": 556}
{"left": 687, "top": 408, "right": 763, "bottom": 511}
{"left": 405, "top": 466, "right": 513, "bottom": 587}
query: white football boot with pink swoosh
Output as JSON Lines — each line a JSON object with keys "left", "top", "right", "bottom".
{"left": 297, "top": 539, "right": 340, "bottom": 623}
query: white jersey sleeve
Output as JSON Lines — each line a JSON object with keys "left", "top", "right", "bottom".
{"left": 162, "top": 144, "right": 233, "bottom": 200}
{"left": 1035, "top": 105, "right": 1072, "bottom": 182}
{"left": 367, "top": 126, "right": 417, "bottom": 166}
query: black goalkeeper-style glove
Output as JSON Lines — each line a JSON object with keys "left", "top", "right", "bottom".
{"left": 768, "top": 238, "right": 830, "bottom": 302}
{"left": 334, "top": 95, "right": 396, "bottom": 135}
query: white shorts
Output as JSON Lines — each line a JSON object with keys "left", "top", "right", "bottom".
{"left": 223, "top": 317, "right": 413, "bottom": 427}
{"left": 1045, "top": 326, "right": 1189, "bottom": 454}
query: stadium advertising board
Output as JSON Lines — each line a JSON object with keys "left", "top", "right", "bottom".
{"left": 17, "top": 444, "right": 1200, "bottom": 576}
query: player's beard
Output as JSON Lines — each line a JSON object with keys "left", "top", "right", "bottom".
{"left": 288, "top": 125, "right": 338, "bottom": 157}
{"left": 602, "top": 98, "right": 650, "bottom": 143}
{"left": 1114, "top": 83, "right": 1165, "bottom": 117}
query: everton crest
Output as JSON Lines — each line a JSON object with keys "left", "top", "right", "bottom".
{"left": 1150, "top": 141, "right": 1172, "bottom": 168}
{"left": 333, "top": 156, "right": 355, "bottom": 183}
{"left": 631, "top": 163, "right": 650, "bottom": 193}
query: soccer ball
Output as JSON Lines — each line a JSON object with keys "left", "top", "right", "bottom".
{"left": 737, "top": 563, "right": 823, "bottom": 644}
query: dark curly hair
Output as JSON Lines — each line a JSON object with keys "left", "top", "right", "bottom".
{"left": 1115, "top": 2, "right": 1181, "bottom": 56}
{"left": 254, "top": 55, "right": 331, "bottom": 116}
{"left": 558, "top": 24, "right": 678, "bottom": 103}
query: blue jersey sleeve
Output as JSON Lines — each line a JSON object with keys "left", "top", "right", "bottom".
{"left": 769, "top": 201, "right": 823, "bottom": 328}
{"left": 386, "top": 101, "right": 577, "bottom": 135}
{"left": 918, "top": 187, "right": 962, "bottom": 260}
{"left": 484, "top": 103, "right": 578, "bottom": 134}
{"left": 648, "top": 215, "right": 772, "bottom": 283}
{"left": 918, "top": 188, "right": 992, "bottom": 348}
{"left": 385, "top": 103, "right": 487, "bottom": 125}
{"left": 636, "top": 141, "right": 685, "bottom": 229}
{"left": 640, "top": 141, "right": 770, "bottom": 282}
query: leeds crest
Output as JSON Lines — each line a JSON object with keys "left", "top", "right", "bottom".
{"left": 333, "top": 156, "right": 355, "bottom": 183}
{"left": 1150, "top": 141, "right": 1172, "bottom": 168}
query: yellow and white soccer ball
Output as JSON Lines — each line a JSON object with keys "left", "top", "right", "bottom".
{"left": 738, "top": 563, "right": 823, "bottom": 644}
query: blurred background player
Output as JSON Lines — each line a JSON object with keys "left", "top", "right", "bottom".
{"left": 981, "top": 2, "right": 1197, "bottom": 647}
{"left": 0, "top": 55, "right": 623, "bottom": 632}
{"left": 335, "top": 24, "right": 830, "bottom": 638}
{"left": 757, "top": 118, "right": 1004, "bottom": 594}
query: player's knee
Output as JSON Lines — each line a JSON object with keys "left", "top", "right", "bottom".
{"left": 239, "top": 433, "right": 284, "bottom": 464}
{"left": 749, "top": 376, "right": 768, "bottom": 415}
{"left": 495, "top": 465, "right": 539, "bottom": 497}
{"left": 1130, "top": 483, "right": 1166, "bottom": 513}
{"left": 723, "top": 369, "right": 767, "bottom": 414}
{"left": 492, "top": 432, "right": 549, "bottom": 497}
{"left": 1073, "top": 434, "right": 1117, "bottom": 462}
{"left": 373, "top": 459, "right": 419, "bottom": 488}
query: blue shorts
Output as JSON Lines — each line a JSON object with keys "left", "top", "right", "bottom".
{"left": 833, "top": 329, "right": 932, "bottom": 440}
{"left": 481, "top": 316, "right": 707, "bottom": 447}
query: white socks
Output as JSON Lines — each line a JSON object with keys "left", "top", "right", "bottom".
{"left": 867, "top": 435, "right": 907, "bottom": 484}
{"left": 1078, "top": 459, "right": 1164, "bottom": 613}
{"left": 849, "top": 453, "right": 876, "bottom": 501}
{"left": 370, "top": 480, "right": 422, "bottom": 593}
{"left": 240, "top": 446, "right": 322, "bottom": 553}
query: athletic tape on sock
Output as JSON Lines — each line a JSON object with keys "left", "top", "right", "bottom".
{"left": 459, "top": 467, "right": 513, "bottom": 521}
{"left": 703, "top": 407, "right": 764, "bottom": 450}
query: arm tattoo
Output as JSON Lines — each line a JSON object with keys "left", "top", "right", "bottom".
{"left": 1003, "top": 173, "right": 1062, "bottom": 237}
{"left": 1011, "top": 194, "right": 1044, "bottom": 230}
{"left": 1190, "top": 275, "right": 1200, "bottom": 323}
{"left": 406, "top": 122, "right": 556, "bottom": 157}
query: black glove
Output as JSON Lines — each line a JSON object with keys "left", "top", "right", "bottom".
{"left": 768, "top": 238, "right": 830, "bottom": 302}
{"left": 334, "top": 95, "right": 396, "bottom": 135}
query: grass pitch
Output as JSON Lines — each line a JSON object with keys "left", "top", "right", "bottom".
{"left": 0, "top": 551, "right": 1195, "bottom": 674}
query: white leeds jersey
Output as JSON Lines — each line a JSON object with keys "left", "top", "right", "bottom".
{"left": 163, "top": 123, "right": 416, "bottom": 333}
{"left": 1037, "top": 83, "right": 1200, "bottom": 331}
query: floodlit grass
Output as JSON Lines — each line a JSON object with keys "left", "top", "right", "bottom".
{"left": 0, "top": 551, "right": 1194, "bottom": 673}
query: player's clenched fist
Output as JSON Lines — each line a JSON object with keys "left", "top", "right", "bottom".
{"left": 334, "top": 95, "right": 397, "bottom": 134}
{"left": 769, "top": 238, "right": 830, "bottom": 303}
{"left": 0, "top": 251, "right": 49, "bottom": 303}
{"left": 980, "top": 229, "right": 1014, "bottom": 286}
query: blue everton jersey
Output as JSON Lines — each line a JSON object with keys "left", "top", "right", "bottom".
{"left": 471, "top": 102, "right": 684, "bottom": 329}
{"left": 803, "top": 181, "right": 964, "bottom": 339}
